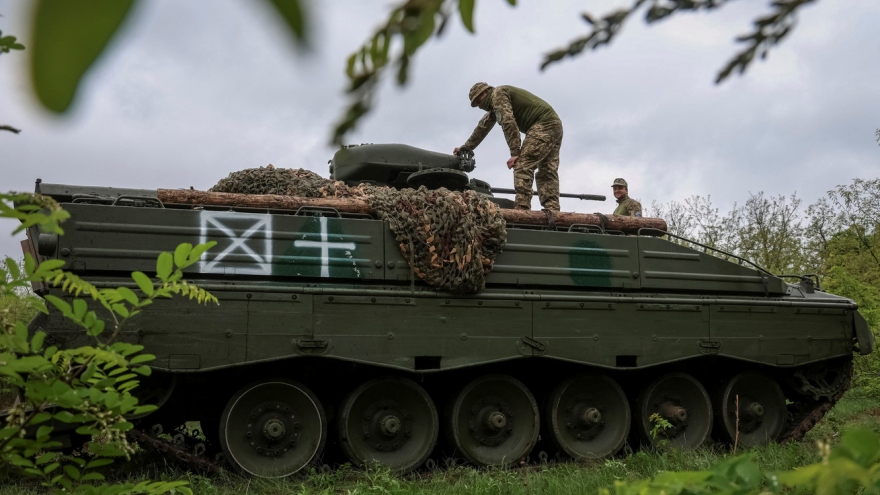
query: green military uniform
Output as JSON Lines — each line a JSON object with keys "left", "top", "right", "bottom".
{"left": 610, "top": 178, "right": 642, "bottom": 217}
{"left": 613, "top": 197, "right": 642, "bottom": 217}
{"left": 461, "top": 83, "right": 563, "bottom": 211}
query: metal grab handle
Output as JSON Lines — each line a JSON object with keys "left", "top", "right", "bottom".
{"left": 71, "top": 195, "right": 113, "bottom": 204}
{"left": 293, "top": 206, "right": 342, "bottom": 218}
{"left": 638, "top": 227, "right": 776, "bottom": 277}
{"left": 111, "top": 195, "right": 165, "bottom": 208}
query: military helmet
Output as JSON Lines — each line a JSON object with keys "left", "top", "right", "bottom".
{"left": 611, "top": 178, "right": 628, "bottom": 188}
{"left": 469, "top": 82, "right": 491, "bottom": 107}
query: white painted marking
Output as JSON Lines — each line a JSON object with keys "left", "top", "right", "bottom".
{"left": 198, "top": 212, "right": 272, "bottom": 275}
{"left": 294, "top": 217, "right": 356, "bottom": 278}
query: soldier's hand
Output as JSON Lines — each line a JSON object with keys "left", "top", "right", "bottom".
{"left": 453, "top": 147, "right": 461, "bottom": 156}
{"left": 506, "top": 156, "right": 518, "bottom": 169}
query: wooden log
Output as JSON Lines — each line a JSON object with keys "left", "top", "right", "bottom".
{"left": 157, "top": 189, "right": 668, "bottom": 235}
{"left": 501, "top": 208, "right": 667, "bottom": 234}
{"left": 159, "top": 189, "right": 374, "bottom": 215}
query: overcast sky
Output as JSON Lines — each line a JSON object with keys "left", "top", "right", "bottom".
{"left": 1, "top": 0, "right": 878, "bottom": 260}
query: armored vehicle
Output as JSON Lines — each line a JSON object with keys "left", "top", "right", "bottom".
{"left": 22, "top": 144, "right": 873, "bottom": 477}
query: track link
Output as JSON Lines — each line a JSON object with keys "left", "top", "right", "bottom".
{"left": 128, "top": 427, "right": 223, "bottom": 473}
{"left": 780, "top": 358, "right": 853, "bottom": 444}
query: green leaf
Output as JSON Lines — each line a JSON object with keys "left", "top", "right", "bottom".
{"left": 264, "top": 0, "right": 308, "bottom": 45}
{"left": 458, "top": 0, "right": 476, "bottom": 33}
{"left": 131, "top": 271, "right": 154, "bottom": 296}
{"left": 733, "top": 458, "right": 761, "bottom": 486}
{"left": 397, "top": 55, "right": 409, "bottom": 85}
{"left": 24, "top": 253, "right": 36, "bottom": 275}
{"left": 86, "top": 319, "right": 105, "bottom": 337}
{"left": 36, "top": 425, "right": 53, "bottom": 440}
{"left": 116, "top": 286, "right": 139, "bottom": 305}
{"left": 156, "top": 252, "right": 173, "bottom": 280}
{"left": 346, "top": 53, "right": 357, "bottom": 79}
{"left": 837, "top": 428, "right": 880, "bottom": 466}
{"left": 31, "top": 0, "right": 137, "bottom": 113}
{"left": 63, "top": 464, "right": 81, "bottom": 480}
{"left": 72, "top": 298, "right": 87, "bottom": 320}
{"left": 132, "top": 404, "right": 157, "bottom": 415}
{"left": 85, "top": 458, "right": 114, "bottom": 469}
{"left": 44, "top": 294, "right": 71, "bottom": 316}
{"left": 132, "top": 365, "right": 152, "bottom": 376}
{"left": 5, "top": 256, "right": 21, "bottom": 279}
{"left": 31, "top": 411, "right": 53, "bottom": 424}
{"left": 173, "top": 242, "right": 192, "bottom": 268}
{"left": 111, "top": 303, "right": 130, "bottom": 318}
{"left": 113, "top": 373, "right": 138, "bottom": 383}
{"left": 52, "top": 410, "right": 82, "bottom": 423}
{"left": 35, "top": 259, "right": 65, "bottom": 275}
{"left": 31, "top": 331, "right": 46, "bottom": 353}
{"left": 8, "top": 455, "right": 35, "bottom": 468}
{"left": 188, "top": 241, "right": 216, "bottom": 264}
{"left": 79, "top": 472, "right": 106, "bottom": 482}
{"left": 129, "top": 353, "right": 155, "bottom": 365}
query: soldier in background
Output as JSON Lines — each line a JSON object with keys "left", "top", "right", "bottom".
{"left": 611, "top": 178, "right": 642, "bottom": 217}
{"left": 454, "top": 82, "right": 563, "bottom": 211}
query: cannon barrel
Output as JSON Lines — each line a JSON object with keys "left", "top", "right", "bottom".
{"left": 490, "top": 187, "right": 605, "bottom": 202}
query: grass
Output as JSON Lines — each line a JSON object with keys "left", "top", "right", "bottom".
{"left": 3, "top": 395, "right": 878, "bottom": 495}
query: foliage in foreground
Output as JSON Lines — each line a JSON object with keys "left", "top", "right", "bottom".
{"left": 1, "top": 192, "right": 217, "bottom": 494}
{"left": 605, "top": 428, "right": 880, "bottom": 494}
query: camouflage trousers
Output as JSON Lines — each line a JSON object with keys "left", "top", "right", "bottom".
{"left": 513, "top": 119, "right": 563, "bottom": 211}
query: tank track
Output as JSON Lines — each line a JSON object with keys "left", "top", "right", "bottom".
{"left": 779, "top": 358, "right": 853, "bottom": 444}
{"left": 128, "top": 425, "right": 224, "bottom": 473}
{"left": 126, "top": 359, "right": 854, "bottom": 473}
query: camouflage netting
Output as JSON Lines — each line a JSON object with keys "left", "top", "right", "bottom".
{"left": 210, "top": 165, "right": 507, "bottom": 293}
{"left": 209, "top": 166, "right": 339, "bottom": 197}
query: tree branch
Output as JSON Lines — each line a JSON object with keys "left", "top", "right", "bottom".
{"left": 541, "top": 0, "right": 818, "bottom": 84}
{"left": 0, "top": 125, "right": 21, "bottom": 134}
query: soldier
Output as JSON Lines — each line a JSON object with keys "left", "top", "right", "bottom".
{"left": 454, "top": 82, "right": 563, "bottom": 211}
{"left": 611, "top": 178, "right": 643, "bottom": 217}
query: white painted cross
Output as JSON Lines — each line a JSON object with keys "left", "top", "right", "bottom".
{"left": 199, "top": 212, "right": 272, "bottom": 275}
{"left": 294, "top": 217, "right": 356, "bottom": 277}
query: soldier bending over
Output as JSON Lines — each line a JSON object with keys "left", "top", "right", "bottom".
{"left": 454, "top": 82, "right": 563, "bottom": 211}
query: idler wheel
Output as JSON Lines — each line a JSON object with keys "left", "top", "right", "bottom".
{"left": 448, "top": 374, "right": 539, "bottom": 467}
{"left": 337, "top": 377, "right": 438, "bottom": 473}
{"left": 219, "top": 380, "right": 326, "bottom": 477}
{"left": 545, "top": 374, "right": 630, "bottom": 460}
{"left": 716, "top": 372, "right": 786, "bottom": 447}
{"left": 637, "top": 372, "right": 712, "bottom": 449}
